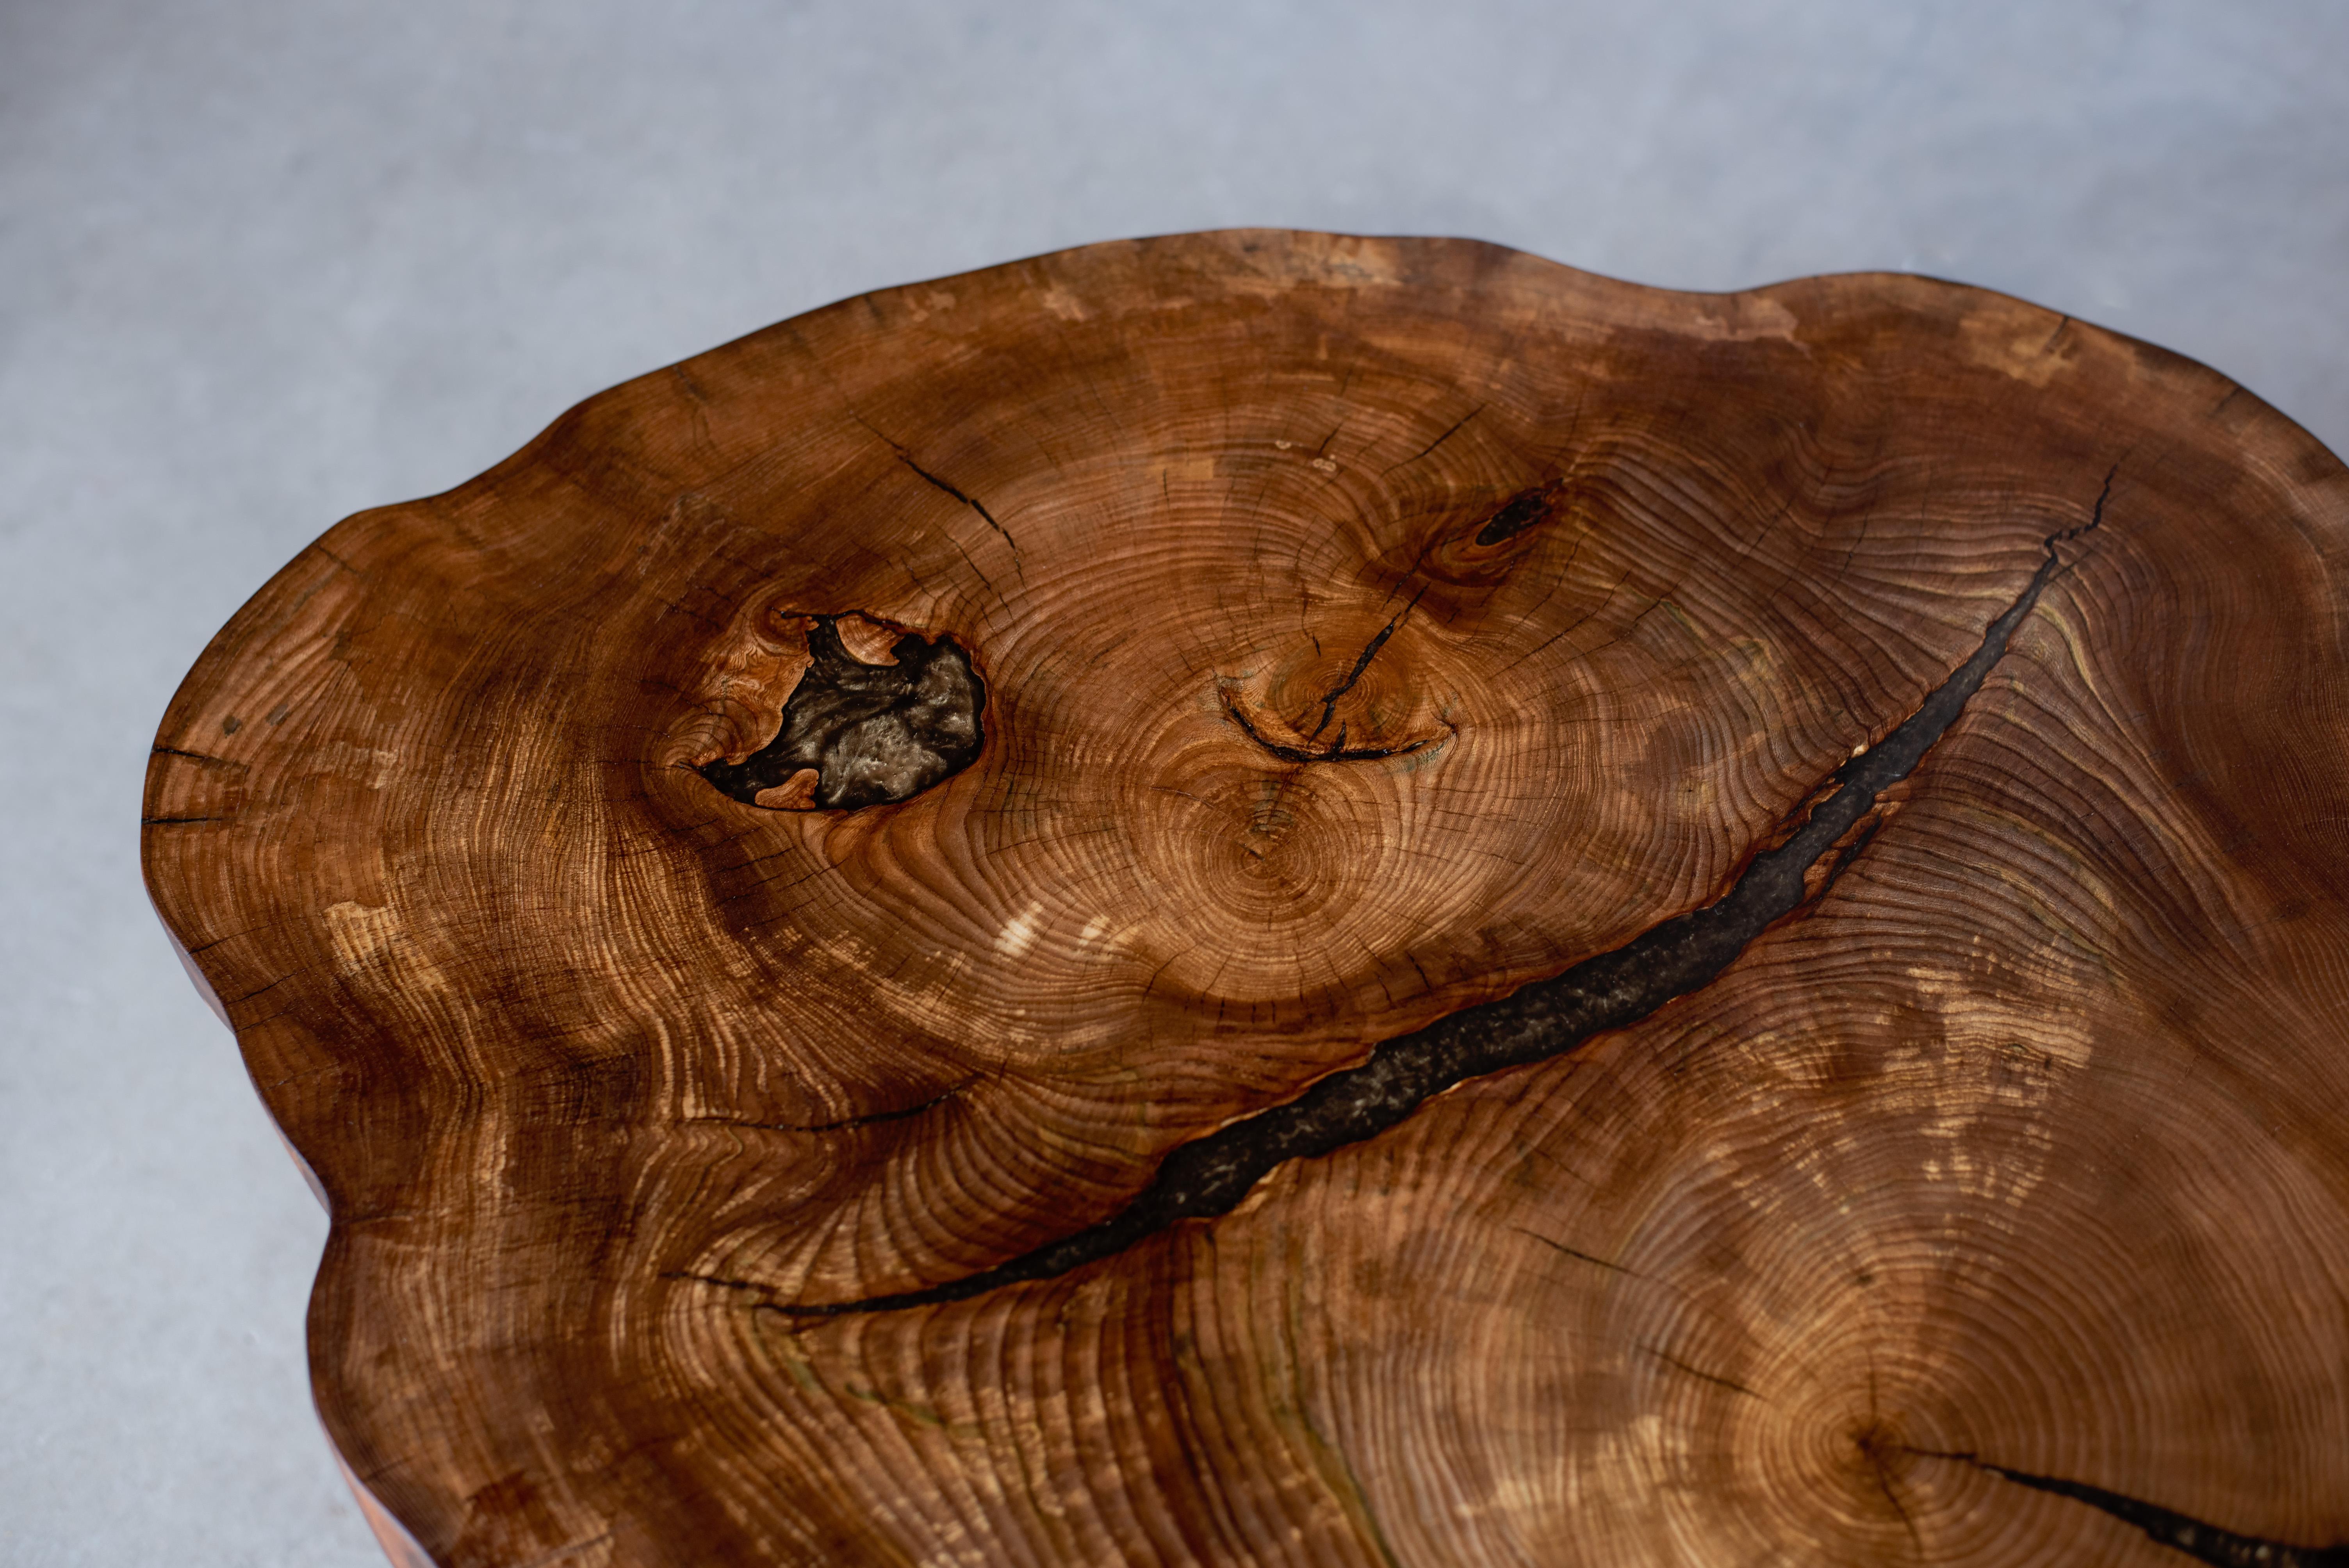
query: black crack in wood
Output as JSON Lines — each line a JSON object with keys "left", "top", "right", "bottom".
{"left": 737, "top": 490, "right": 2110, "bottom": 1316}
{"left": 1220, "top": 691, "right": 1445, "bottom": 764}
{"left": 1224, "top": 589, "right": 1440, "bottom": 763}
{"left": 1939, "top": 1454, "right": 2347, "bottom": 1566}
{"left": 150, "top": 745, "right": 246, "bottom": 768}
{"left": 699, "top": 617, "right": 986, "bottom": 811}
{"left": 895, "top": 452, "right": 1019, "bottom": 558}
{"left": 1310, "top": 618, "right": 1402, "bottom": 741}
{"left": 1305, "top": 586, "right": 1427, "bottom": 743}
{"left": 1474, "top": 478, "right": 1568, "bottom": 546}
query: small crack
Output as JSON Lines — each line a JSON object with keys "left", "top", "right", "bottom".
{"left": 795, "top": 345, "right": 1023, "bottom": 574}
{"left": 1306, "top": 586, "right": 1426, "bottom": 743}
{"left": 688, "top": 1077, "right": 979, "bottom": 1135}
{"left": 1511, "top": 1226, "right": 1640, "bottom": 1277}
{"left": 150, "top": 745, "right": 246, "bottom": 769}
{"left": 2060, "top": 462, "right": 2120, "bottom": 548}
{"left": 661, "top": 1269, "right": 777, "bottom": 1296}
{"left": 1310, "top": 618, "right": 1401, "bottom": 740}
{"left": 1862, "top": 1418, "right": 1926, "bottom": 1552}
{"left": 1219, "top": 690, "right": 1448, "bottom": 764}
{"left": 894, "top": 451, "right": 1021, "bottom": 561}
{"left": 1381, "top": 406, "right": 1484, "bottom": 475}
{"left": 702, "top": 479, "right": 2116, "bottom": 1318}
{"left": 1644, "top": 1345, "right": 1764, "bottom": 1401}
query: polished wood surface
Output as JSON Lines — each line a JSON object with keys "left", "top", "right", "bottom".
{"left": 144, "top": 231, "right": 2349, "bottom": 1566}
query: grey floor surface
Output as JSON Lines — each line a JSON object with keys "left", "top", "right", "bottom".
{"left": 3, "top": 2, "right": 2344, "bottom": 1563}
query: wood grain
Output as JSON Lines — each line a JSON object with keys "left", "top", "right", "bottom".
{"left": 143, "top": 231, "right": 2349, "bottom": 1566}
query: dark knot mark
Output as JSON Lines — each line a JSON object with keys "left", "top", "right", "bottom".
{"left": 699, "top": 617, "right": 986, "bottom": 811}
{"left": 728, "top": 482, "right": 2112, "bottom": 1316}
{"left": 1474, "top": 477, "right": 1568, "bottom": 546}
{"left": 1923, "top": 1451, "right": 2348, "bottom": 1566}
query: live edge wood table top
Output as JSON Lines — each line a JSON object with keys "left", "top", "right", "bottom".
{"left": 143, "top": 230, "right": 2349, "bottom": 1568}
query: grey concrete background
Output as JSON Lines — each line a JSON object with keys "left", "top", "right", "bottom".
{"left": 2, "top": 2, "right": 2343, "bottom": 1562}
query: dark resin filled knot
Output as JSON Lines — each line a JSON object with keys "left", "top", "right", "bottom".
{"left": 697, "top": 616, "right": 986, "bottom": 811}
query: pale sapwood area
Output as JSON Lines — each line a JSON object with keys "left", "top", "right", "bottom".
{"left": 143, "top": 231, "right": 2349, "bottom": 1568}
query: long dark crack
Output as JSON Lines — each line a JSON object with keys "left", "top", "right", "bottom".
{"left": 754, "top": 495, "right": 2107, "bottom": 1317}
{"left": 1930, "top": 1453, "right": 2348, "bottom": 1566}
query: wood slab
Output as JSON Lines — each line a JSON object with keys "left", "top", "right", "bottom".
{"left": 143, "top": 230, "right": 2349, "bottom": 1567}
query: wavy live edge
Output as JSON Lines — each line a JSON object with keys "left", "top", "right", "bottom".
{"left": 143, "top": 231, "right": 2349, "bottom": 1567}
